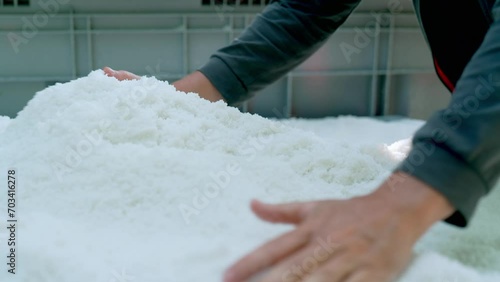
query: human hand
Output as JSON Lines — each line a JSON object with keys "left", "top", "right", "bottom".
{"left": 102, "top": 67, "right": 141, "bottom": 81}
{"left": 102, "top": 67, "right": 223, "bottom": 102}
{"left": 224, "top": 172, "right": 454, "bottom": 282}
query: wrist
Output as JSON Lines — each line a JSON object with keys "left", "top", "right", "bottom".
{"left": 173, "top": 71, "right": 224, "bottom": 102}
{"left": 372, "top": 172, "right": 454, "bottom": 234}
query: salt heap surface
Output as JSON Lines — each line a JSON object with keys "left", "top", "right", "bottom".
{"left": 0, "top": 70, "right": 499, "bottom": 282}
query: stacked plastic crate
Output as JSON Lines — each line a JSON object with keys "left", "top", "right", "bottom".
{"left": 0, "top": 0, "right": 449, "bottom": 119}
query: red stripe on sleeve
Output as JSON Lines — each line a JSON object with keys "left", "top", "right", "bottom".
{"left": 434, "top": 58, "right": 456, "bottom": 92}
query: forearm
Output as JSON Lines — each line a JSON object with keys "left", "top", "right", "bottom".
{"left": 396, "top": 3, "right": 500, "bottom": 226}
{"left": 173, "top": 71, "right": 224, "bottom": 102}
{"left": 199, "top": 0, "right": 362, "bottom": 105}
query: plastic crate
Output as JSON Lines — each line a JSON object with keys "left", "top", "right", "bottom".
{"left": 0, "top": 0, "right": 450, "bottom": 119}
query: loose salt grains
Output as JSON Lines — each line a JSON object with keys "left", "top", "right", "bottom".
{"left": 0, "top": 70, "right": 498, "bottom": 282}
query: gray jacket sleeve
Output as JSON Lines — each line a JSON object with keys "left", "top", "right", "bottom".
{"left": 198, "top": 0, "right": 362, "bottom": 105}
{"left": 396, "top": 2, "right": 500, "bottom": 227}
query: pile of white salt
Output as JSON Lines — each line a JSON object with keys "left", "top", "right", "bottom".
{"left": 0, "top": 71, "right": 498, "bottom": 282}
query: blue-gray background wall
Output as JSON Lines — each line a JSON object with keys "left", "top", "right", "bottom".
{"left": 0, "top": 0, "right": 450, "bottom": 119}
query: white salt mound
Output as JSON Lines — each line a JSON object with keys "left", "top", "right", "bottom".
{"left": 0, "top": 116, "right": 10, "bottom": 134}
{"left": 0, "top": 70, "right": 499, "bottom": 282}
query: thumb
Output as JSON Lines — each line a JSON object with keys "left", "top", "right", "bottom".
{"left": 250, "top": 199, "right": 316, "bottom": 224}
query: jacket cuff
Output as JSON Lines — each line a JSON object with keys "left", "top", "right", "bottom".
{"left": 395, "top": 141, "right": 487, "bottom": 227}
{"left": 198, "top": 56, "right": 248, "bottom": 105}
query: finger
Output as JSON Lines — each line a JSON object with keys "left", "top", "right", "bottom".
{"left": 251, "top": 199, "right": 317, "bottom": 224}
{"left": 102, "top": 67, "right": 140, "bottom": 81}
{"left": 258, "top": 245, "right": 324, "bottom": 282}
{"left": 103, "top": 66, "right": 115, "bottom": 77}
{"left": 343, "top": 270, "right": 383, "bottom": 282}
{"left": 303, "top": 254, "right": 359, "bottom": 282}
{"left": 118, "top": 70, "right": 140, "bottom": 80}
{"left": 224, "top": 229, "right": 309, "bottom": 282}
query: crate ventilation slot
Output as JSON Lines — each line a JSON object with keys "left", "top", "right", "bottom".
{"left": 202, "top": 0, "right": 271, "bottom": 7}
{"left": 2, "top": 0, "right": 30, "bottom": 6}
